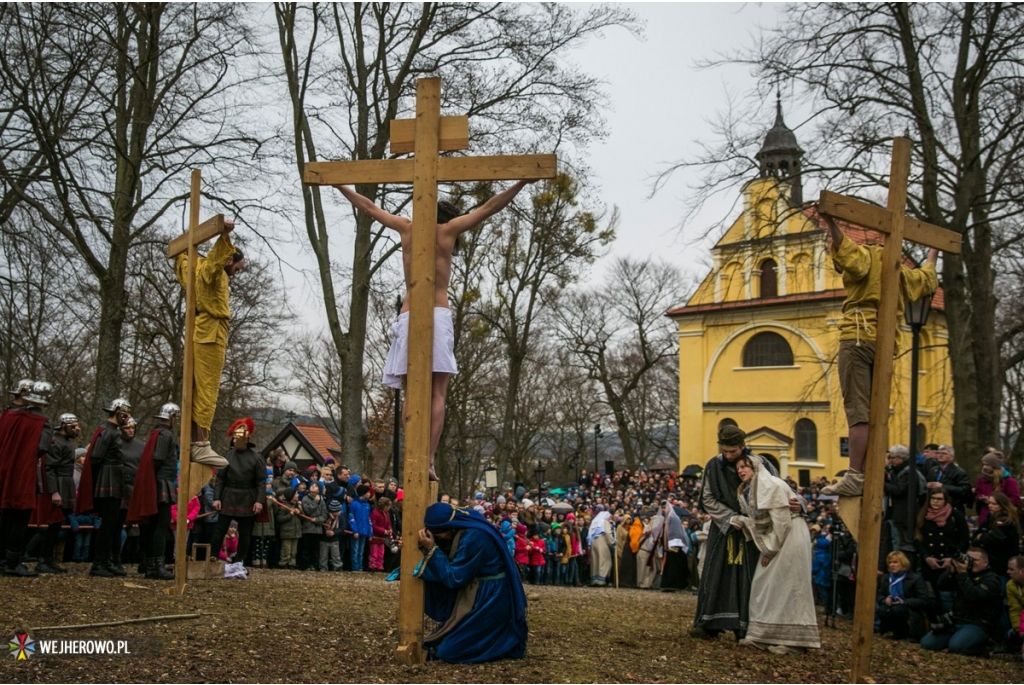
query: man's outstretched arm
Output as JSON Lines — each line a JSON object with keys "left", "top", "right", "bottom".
{"left": 446, "top": 180, "right": 535, "bottom": 236}
{"left": 334, "top": 185, "right": 410, "bottom": 232}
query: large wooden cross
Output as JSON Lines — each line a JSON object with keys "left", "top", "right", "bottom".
{"left": 304, "top": 76, "right": 555, "bottom": 664}
{"left": 165, "top": 169, "right": 228, "bottom": 597}
{"left": 818, "top": 137, "right": 961, "bottom": 684}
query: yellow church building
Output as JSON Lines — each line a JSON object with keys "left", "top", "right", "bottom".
{"left": 668, "top": 102, "right": 954, "bottom": 485}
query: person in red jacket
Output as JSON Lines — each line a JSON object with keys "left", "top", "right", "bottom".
{"left": 514, "top": 523, "right": 530, "bottom": 580}
{"left": 369, "top": 497, "right": 392, "bottom": 571}
{"left": 529, "top": 531, "right": 547, "bottom": 585}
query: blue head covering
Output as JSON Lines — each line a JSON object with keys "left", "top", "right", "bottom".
{"left": 421, "top": 502, "right": 527, "bottom": 651}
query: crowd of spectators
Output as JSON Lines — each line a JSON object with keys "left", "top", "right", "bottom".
{"left": 27, "top": 435, "right": 1023, "bottom": 660}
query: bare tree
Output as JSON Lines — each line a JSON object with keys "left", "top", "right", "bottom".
{"left": 475, "top": 173, "right": 615, "bottom": 485}
{"left": 0, "top": 3, "right": 268, "bottom": 404}
{"left": 555, "top": 257, "right": 687, "bottom": 470}
{"left": 659, "top": 3, "right": 1024, "bottom": 463}
{"left": 272, "top": 2, "right": 638, "bottom": 469}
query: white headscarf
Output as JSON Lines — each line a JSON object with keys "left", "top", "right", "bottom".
{"left": 587, "top": 511, "right": 611, "bottom": 545}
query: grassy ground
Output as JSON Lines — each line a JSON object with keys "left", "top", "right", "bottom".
{"left": 1, "top": 567, "right": 1021, "bottom": 683}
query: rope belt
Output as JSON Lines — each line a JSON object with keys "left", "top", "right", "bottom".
{"left": 844, "top": 307, "right": 877, "bottom": 346}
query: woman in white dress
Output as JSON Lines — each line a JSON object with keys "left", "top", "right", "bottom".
{"left": 732, "top": 455, "right": 821, "bottom": 654}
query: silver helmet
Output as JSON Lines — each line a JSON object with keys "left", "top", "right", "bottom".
{"left": 58, "top": 413, "right": 79, "bottom": 429}
{"left": 103, "top": 397, "right": 132, "bottom": 414}
{"left": 155, "top": 402, "right": 181, "bottom": 420}
{"left": 122, "top": 416, "right": 138, "bottom": 430}
{"left": 24, "top": 381, "right": 52, "bottom": 406}
{"left": 9, "top": 378, "right": 33, "bottom": 397}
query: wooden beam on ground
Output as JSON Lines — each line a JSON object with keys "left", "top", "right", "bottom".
{"left": 847, "top": 138, "right": 911, "bottom": 684}
{"left": 390, "top": 115, "right": 469, "bottom": 154}
{"left": 166, "top": 214, "right": 225, "bottom": 258}
{"left": 395, "top": 76, "right": 442, "bottom": 666}
{"left": 819, "top": 190, "right": 962, "bottom": 255}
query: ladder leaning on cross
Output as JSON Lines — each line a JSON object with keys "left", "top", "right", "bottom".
{"left": 303, "top": 76, "right": 556, "bottom": 664}
{"left": 815, "top": 137, "right": 961, "bottom": 684}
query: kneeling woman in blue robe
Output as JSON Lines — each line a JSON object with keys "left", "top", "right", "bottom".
{"left": 414, "top": 502, "right": 528, "bottom": 663}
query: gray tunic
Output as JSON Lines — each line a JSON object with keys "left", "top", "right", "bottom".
{"left": 90, "top": 422, "right": 125, "bottom": 500}
{"left": 213, "top": 446, "right": 267, "bottom": 518}
{"left": 121, "top": 435, "right": 143, "bottom": 508}
{"left": 45, "top": 433, "right": 77, "bottom": 507}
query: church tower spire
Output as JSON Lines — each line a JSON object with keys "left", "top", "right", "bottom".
{"left": 755, "top": 92, "right": 804, "bottom": 205}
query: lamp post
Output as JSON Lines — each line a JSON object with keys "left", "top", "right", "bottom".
{"left": 392, "top": 295, "right": 402, "bottom": 481}
{"left": 593, "top": 424, "right": 601, "bottom": 475}
{"left": 904, "top": 292, "right": 932, "bottom": 528}
{"left": 573, "top": 450, "right": 580, "bottom": 483}
{"left": 534, "top": 460, "right": 546, "bottom": 494}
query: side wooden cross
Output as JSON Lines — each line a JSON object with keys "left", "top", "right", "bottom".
{"left": 164, "top": 169, "right": 227, "bottom": 597}
{"left": 304, "top": 76, "right": 555, "bottom": 664}
{"left": 817, "top": 137, "right": 961, "bottom": 684}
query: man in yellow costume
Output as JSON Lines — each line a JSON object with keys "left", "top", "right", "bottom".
{"left": 819, "top": 214, "right": 938, "bottom": 498}
{"left": 173, "top": 220, "right": 243, "bottom": 470}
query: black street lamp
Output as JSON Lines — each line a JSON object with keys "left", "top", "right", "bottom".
{"left": 534, "top": 460, "right": 546, "bottom": 493}
{"left": 904, "top": 292, "right": 932, "bottom": 528}
{"left": 593, "top": 424, "right": 601, "bottom": 475}
{"left": 392, "top": 294, "right": 403, "bottom": 481}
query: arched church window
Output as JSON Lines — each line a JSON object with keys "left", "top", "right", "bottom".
{"left": 760, "top": 259, "right": 777, "bottom": 298}
{"left": 742, "top": 331, "right": 793, "bottom": 367}
{"left": 795, "top": 419, "right": 817, "bottom": 461}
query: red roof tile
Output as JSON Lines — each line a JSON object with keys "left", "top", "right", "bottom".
{"left": 292, "top": 423, "right": 341, "bottom": 463}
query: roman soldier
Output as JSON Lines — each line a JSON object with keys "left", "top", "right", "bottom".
{"left": 210, "top": 418, "right": 266, "bottom": 573}
{"left": 0, "top": 381, "right": 53, "bottom": 576}
{"left": 77, "top": 397, "right": 131, "bottom": 577}
{"left": 33, "top": 412, "right": 81, "bottom": 573}
{"left": 127, "top": 403, "right": 179, "bottom": 580}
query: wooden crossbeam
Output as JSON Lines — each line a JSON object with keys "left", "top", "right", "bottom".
{"left": 819, "top": 138, "right": 958, "bottom": 684}
{"left": 167, "top": 214, "right": 225, "bottom": 258}
{"left": 303, "top": 154, "right": 556, "bottom": 186}
{"left": 301, "top": 75, "right": 556, "bottom": 665}
{"left": 819, "top": 190, "right": 961, "bottom": 254}
{"left": 390, "top": 115, "right": 469, "bottom": 154}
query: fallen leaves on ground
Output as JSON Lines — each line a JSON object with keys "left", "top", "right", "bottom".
{"left": 1, "top": 569, "right": 1020, "bottom": 683}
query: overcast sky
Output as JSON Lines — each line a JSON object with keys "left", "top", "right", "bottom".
{"left": 272, "top": 3, "right": 786, "bottom": 332}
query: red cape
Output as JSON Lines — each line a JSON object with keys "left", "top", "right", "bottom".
{"left": 30, "top": 439, "right": 65, "bottom": 526}
{"left": 0, "top": 410, "right": 48, "bottom": 511}
{"left": 74, "top": 425, "right": 105, "bottom": 514}
{"left": 125, "top": 428, "right": 161, "bottom": 523}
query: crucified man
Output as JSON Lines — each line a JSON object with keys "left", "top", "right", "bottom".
{"left": 335, "top": 180, "right": 534, "bottom": 481}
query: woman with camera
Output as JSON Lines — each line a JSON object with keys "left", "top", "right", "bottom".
{"left": 973, "top": 491, "right": 1021, "bottom": 583}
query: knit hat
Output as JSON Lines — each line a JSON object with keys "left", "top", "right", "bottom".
{"left": 328, "top": 500, "right": 342, "bottom": 512}
{"left": 521, "top": 498, "right": 534, "bottom": 509}
{"left": 356, "top": 484, "right": 371, "bottom": 497}
{"left": 282, "top": 487, "right": 297, "bottom": 500}
{"left": 496, "top": 495, "right": 506, "bottom": 504}
{"left": 981, "top": 453, "right": 1003, "bottom": 470}
{"left": 718, "top": 424, "right": 746, "bottom": 447}
{"left": 474, "top": 492, "right": 484, "bottom": 500}
{"left": 284, "top": 461, "right": 298, "bottom": 472}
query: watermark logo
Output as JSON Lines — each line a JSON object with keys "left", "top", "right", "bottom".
{"left": 9, "top": 632, "right": 35, "bottom": 660}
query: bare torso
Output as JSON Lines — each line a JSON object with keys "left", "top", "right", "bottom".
{"left": 398, "top": 222, "right": 457, "bottom": 313}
